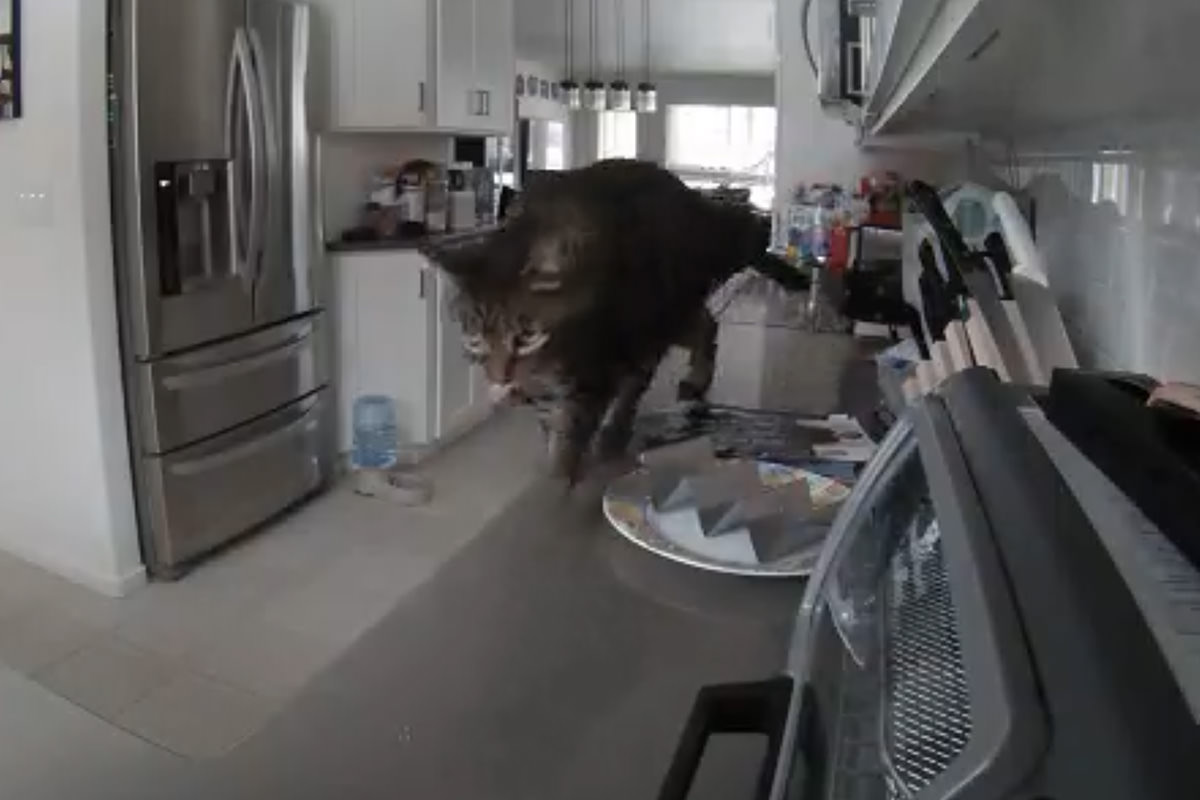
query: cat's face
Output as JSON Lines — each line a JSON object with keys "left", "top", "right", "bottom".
{"left": 423, "top": 227, "right": 584, "bottom": 403}
{"left": 455, "top": 300, "right": 552, "bottom": 400}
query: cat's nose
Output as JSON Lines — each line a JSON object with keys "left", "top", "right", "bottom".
{"left": 488, "top": 383, "right": 519, "bottom": 404}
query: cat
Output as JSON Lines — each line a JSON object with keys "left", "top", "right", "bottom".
{"left": 421, "top": 159, "right": 807, "bottom": 485}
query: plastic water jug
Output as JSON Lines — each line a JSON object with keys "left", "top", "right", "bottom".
{"left": 352, "top": 395, "right": 398, "bottom": 469}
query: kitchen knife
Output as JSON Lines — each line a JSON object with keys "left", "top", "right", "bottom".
{"left": 919, "top": 238, "right": 973, "bottom": 374}
{"left": 985, "top": 232, "right": 1046, "bottom": 384}
{"left": 909, "top": 181, "right": 1032, "bottom": 385}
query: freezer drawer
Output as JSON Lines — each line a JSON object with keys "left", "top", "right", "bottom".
{"left": 141, "top": 390, "right": 329, "bottom": 573}
{"left": 137, "top": 314, "right": 326, "bottom": 454}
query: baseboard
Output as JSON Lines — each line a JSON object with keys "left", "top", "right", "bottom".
{"left": 0, "top": 539, "right": 147, "bottom": 598}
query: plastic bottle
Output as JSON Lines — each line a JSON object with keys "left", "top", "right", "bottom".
{"left": 352, "top": 395, "right": 399, "bottom": 469}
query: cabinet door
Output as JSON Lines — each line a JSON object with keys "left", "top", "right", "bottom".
{"left": 473, "top": 0, "right": 515, "bottom": 135}
{"left": 344, "top": 252, "right": 436, "bottom": 448}
{"left": 434, "top": 270, "right": 477, "bottom": 438}
{"left": 435, "top": 0, "right": 478, "bottom": 130}
{"left": 351, "top": 0, "right": 429, "bottom": 128}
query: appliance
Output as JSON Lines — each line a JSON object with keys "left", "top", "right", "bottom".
{"left": 109, "top": 0, "right": 330, "bottom": 578}
{"left": 806, "top": 0, "right": 875, "bottom": 120}
{"left": 659, "top": 368, "right": 1200, "bottom": 799}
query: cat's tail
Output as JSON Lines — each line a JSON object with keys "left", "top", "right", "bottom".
{"left": 749, "top": 250, "right": 811, "bottom": 292}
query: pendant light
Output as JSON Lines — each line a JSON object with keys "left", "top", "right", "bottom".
{"left": 608, "top": 0, "right": 632, "bottom": 111}
{"left": 583, "top": 0, "right": 608, "bottom": 111}
{"left": 559, "top": 0, "right": 581, "bottom": 109}
{"left": 636, "top": 0, "right": 658, "bottom": 113}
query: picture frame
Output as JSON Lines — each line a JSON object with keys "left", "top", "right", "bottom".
{"left": 0, "top": 0, "right": 20, "bottom": 120}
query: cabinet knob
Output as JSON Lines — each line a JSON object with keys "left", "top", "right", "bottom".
{"left": 418, "top": 81, "right": 426, "bottom": 113}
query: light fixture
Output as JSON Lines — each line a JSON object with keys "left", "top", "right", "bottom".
{"left": 583, "top": 0, "right": 608, "bottom": 111}
{"left": 608, "top": 0, "right": 632, "bottom": 111}
{"left": 635, "top": 0, "right": 658, "bottom": 113}
{"left": 559, "top": 0, "right": 582, "bottom": 109}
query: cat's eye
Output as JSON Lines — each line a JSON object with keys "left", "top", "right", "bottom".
{"left": 514, "top": 330, "right": 550, "bottom": 356}
{"left": 463, "top": 334, "right": 489, "bottom": 358}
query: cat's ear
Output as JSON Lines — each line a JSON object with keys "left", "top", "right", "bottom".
{"left": 419, "top": 235, "right": 490, "bottom": 279}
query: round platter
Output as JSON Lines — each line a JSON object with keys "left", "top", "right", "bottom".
{"left": 602, "top": 459, "right": 851, "bottom": 578}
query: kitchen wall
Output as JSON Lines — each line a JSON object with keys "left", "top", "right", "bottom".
{"left": 0, "top": 0, "right": 143, "bottom": 594}
{"left": 318, "top": 134, "right": 453, "bottom": 241}
{"left": 1009, "top": 119, "right": 1200, "bottom": 383}
{"left": 774, "top": 0, "right": 950, "bottom": 205}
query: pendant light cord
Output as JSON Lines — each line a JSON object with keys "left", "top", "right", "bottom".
{"left": 589, "top": 0, "right": 598, "bottom": 82}
{"left": 642, "top": 0, "right": 651, "bottom": 83}
{"left": 616, "top": 0, "right": 626, "bottom": 81}
{"left": 564, "top": 0, "right": 573, "bottom": 80}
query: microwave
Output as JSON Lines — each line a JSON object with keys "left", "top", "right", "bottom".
{"left": 811, "top": 0, "right": 876, "bottom": 120}
{"left": 659, "top": 368, "right": 1200, "bottom": 799}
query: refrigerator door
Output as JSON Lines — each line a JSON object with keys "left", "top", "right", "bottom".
{"left": 140, "top": 390, "right": 328, "bottom": 574}
{"left": 246, "top": 0, "right": 317, "bottom": 326}
{"left": 119, "top": 0, "right": 257, "bottom": 357}
{"left": 134, "top": 313, "right": 326, "bottom": 454}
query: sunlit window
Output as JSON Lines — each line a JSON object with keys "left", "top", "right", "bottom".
{"left": 597, "top": 111, "right": 638, "bottom": 160}
{"left": 667, "top": 104, "right": 776, "bottom": 209}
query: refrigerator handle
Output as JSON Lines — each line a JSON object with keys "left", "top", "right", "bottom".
{"left": 247, "top": 29, "right": 275, "bottom": 283}
{"left": 225, "top": 28, "right": 261, "bottom": 288}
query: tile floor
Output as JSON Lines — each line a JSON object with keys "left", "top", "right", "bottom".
{"left": 0, "top": 408, "right": 545, "bottom": 761}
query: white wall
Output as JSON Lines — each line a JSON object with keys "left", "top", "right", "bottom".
{"left": 774, "top": 0, "right": 950, "bottom": 206}
{"left": 516, "top": 0, "right": 777, "bottom": 76}
{"left": 1008, "top": 119, "right": 1200, "bottom": 383}
{"left": 0, "top": 0, "right": 143, "bottom": 595}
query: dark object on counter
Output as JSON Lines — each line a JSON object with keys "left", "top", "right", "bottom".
{"left": 839, "top": 260, "right": 908, "bottom": 325}
{"left": 498, "top": 186, "right": 518, "bottom": 221}
{"left": 1045, "top": 369, "right": 1200, "bottom": 571}
{"left": 631, "top": 405, "right": 840, "bottom": 470}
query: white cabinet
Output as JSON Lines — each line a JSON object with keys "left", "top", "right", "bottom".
{"left": 312, "top": 0, "right": 430, "bottom": 130}
{"left": 472, "top": 0, "right": 515, "bottom": 134}
{"left": 332, "top": 250, "right": 491, "bottom": 458}
{"left": 311, "top": 0, "right": 513, "bottom": 134}
{"left": 434, "top": 270, "right": 491, "bottom": 438}
{"left": 435, "top": 0, "right": 515, "bottom": 135}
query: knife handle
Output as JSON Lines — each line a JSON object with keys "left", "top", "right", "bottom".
{"left": 945, "top": 322, "right": 975, "bottom": 372}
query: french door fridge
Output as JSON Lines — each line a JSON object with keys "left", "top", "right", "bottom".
{"left": 110, "top": 0, "right": 330, "bottom": 577}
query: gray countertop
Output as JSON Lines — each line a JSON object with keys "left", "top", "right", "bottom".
{"left": 191, "top": 477, "right": 804, "bottom": 799}
{"left": 327, "top": 226, "right": 498, "bottom": 254}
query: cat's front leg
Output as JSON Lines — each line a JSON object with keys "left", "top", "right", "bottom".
{"left": 546, "top": 392, "right": 608, "bottom": 486}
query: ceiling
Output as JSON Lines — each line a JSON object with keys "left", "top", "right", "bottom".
{"left": 515, "top": 0, "right": 777, "bottom": 77}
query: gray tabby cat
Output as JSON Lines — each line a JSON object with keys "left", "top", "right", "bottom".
{"left": 422, "top": 159, "right": 805, "bottom": 485}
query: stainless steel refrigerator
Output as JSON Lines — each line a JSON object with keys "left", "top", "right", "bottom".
{"left": 109, "top": 0, "right": 330, "bottom": 578}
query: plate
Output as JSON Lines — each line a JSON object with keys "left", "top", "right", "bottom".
{"left": 602, "top": 459, "right": 851, "bottom": 577}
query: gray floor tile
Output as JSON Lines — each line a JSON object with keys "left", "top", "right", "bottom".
{"left": 257, "top": 583, "right": 396, "bottom": 648}
{"left": 117, "top": 673, "right": 276, "bottom": 759}
{"left": 112, "top": 585, "right": 245, "bottom": 660}
{"left": 35, "top": 638, "right": 176, "bottom": 719}
{"left": 190, "top": 620, "right": 339, "bottom": 700}
{"left": 0, "top": 605, "right": 103, "bottom": 675}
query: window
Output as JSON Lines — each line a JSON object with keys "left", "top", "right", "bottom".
{"left": 666, "top": 104, "right": 777, "bottom": 209}
{"left": 597, "top": 111, "right": 638, "bottom": 160}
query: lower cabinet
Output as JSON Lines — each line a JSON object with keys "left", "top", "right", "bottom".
{"left": 332, "top": 250, "right": 492, "bottom": 459}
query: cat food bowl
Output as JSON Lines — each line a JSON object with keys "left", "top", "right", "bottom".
{"left": 354, "top": 467, "right": 434, "bottom": 506}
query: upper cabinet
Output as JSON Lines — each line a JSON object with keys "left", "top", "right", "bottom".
{"left": 311, "top": 0, "right": 430, "bottom": 130}
{"left": 822, "top": 0, "right": 1200, "bottom": 143}
{"left": 435, "top": 0, "right": 515, "bottom": 135}
{"left": 309, "top": 0, "right": 514, "bottom": 134}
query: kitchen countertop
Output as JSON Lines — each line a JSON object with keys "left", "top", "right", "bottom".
{"left": 327, "top": 226, "right": 498, "bottom": 254}
{"left": 200, "top": 477, "right": 804, "bottom": 799}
